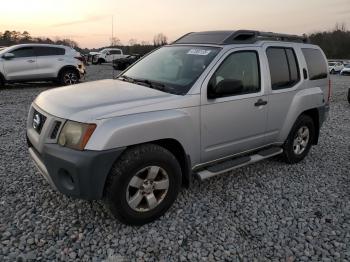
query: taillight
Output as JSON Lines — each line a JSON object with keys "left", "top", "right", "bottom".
{"left": 75, "top": 56, "right": 84, "bottom": 62}
{"left": 327, "top": 78, "right": 331, "bottom": 103}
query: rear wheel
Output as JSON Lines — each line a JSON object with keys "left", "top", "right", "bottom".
{"left": 0, "top": 77, "right": 4, "bottom": 88}
{"left": 105, "top": 144, "right": 182, "bottom": 225}
{"left": 59, "top": 69, "right": 79, "bottom": 86}
{"left": 282, "top": 115, "right": 315, "bottom": 164}
{"left": 95, "top": 58, "right": 105, "bottom": 65}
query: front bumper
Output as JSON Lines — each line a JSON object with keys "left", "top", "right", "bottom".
{"left": 28, "top": 141, "right": 125, "bottom": 200}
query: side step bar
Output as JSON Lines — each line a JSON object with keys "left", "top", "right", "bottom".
{"left": 196, "top": 147, "right": 283, "bottom": 181}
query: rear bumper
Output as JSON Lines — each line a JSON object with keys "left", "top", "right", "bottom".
{"left": 28, "top": 142, "right": 125, "bottom": 200}
{"left": 77, "top": 65, "right": 86, "bottom": 77}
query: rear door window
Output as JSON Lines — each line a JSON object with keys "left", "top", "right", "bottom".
{"left": 301, "top": 48, "right": 327, "bottom": 80}
{"left": 109, "top": 50, "right": 122, "bottom": 55}
{"left": 35, "top": 47, "right": 65, "bottom": 56}
{"left": 266, "top": 47, "right": 300, "bottom": 90}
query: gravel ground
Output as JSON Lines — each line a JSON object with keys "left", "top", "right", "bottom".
{"left": 0, "top": 66, "right": 349, "bottom": 261}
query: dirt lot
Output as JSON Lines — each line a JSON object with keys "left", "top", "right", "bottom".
{"left": 0, "top": 65, "right": 349, "bottom": 261}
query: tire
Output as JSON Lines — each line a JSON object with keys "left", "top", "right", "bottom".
{"left": 113, "top": 62, "right": 120, "bottom": 70}
{"left": 92, "top": 55, "right": 99, "bottom": 65}
{"left": 282, "top": 114, "right": 315, "bottom": 164}
{"left": 330, "top": 69, "right": 335, "bottom": 75}
{"left": 59, "top": 69, "right": 79, "bottom": 86}
{"left": 105, "top": 144, "right": 182, "bottom": 225}
{"left": 347, "top": 88, "right": 350, "bottom": 104}
{"left": 0, "top": 76, "right": 4, "bottom": 88}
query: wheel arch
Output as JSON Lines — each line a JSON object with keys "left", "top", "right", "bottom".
{"left": 57, "top": 65, "right": 80, "bottom": 79}
{"left": 301, "top": 108, "right": 320, "bottom": 145}
{"left": 102, "top": 138, "right": 192, "bottom": 197}
{"left": 0, "top": 72, "right": 5, "bottom": 85}
{"left": 151, "top": 139, "right": 192, "bottom": 188}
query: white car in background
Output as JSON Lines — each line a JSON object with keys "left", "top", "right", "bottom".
{"left": 0, "top": 44, "right": 85, "bottom": 87}
{"left": 340, "top": 64, "right": 350, "bottom": 76}
{"left": 89, "top": 48, "right": 127, "bottom": 64}
{"left": 328, "top": 61, "right": 344, "bottom": 74}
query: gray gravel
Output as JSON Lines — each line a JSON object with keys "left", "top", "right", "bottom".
{"left": 0, "top": 66, "right": 349, "bottom": 261}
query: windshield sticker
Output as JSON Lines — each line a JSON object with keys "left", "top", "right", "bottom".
{"left": 187, "top": 49, "right": 211, "bottom": 56}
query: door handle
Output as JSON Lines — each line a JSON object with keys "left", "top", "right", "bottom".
{"left": 254, "top": 99, "right": 268, "bottom": 107}
{"left": 27, "top": 59, "right": 35, "bottom": 63}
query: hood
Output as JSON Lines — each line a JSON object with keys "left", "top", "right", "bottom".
{"left": 89, "top": 51, "right": 101, "bottom": 55}
{"left": 34, "top": 79, "right": 185, "bottom": 122}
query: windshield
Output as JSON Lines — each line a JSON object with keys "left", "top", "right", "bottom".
{"left": 328, "top": 62, "right": 336, "bottom": 66}
{"left": 0, "top": 47, "right": 9, "bottom": 53}
{"left": 121, "top": 45, "right": 221, "bottom": 95}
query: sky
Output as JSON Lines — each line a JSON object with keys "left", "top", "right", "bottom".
{"left": 0, "top": 0, "right": 349, "bottom": 48}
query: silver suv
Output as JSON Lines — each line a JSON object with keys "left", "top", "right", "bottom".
{"left": 26, "top": 30, "right": 330, "bottom": 225}
{"left": 0, "top": 44, "right": 85, "bottom": 87}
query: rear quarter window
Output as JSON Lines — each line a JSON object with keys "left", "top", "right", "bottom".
{"left": 35, "top": 47, "right": 65, "bottom": 56}
{"left": 302, "top": 48, "right": 328, "bottom": 80}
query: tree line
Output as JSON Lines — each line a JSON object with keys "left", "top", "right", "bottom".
{"left": 308, "top": 24, "right": 350, "bottom": 59}
{"left": 1, "top": 27, "right": 349, "bottom": 58}
{"left": 0, "top": 30, "right": 168, "bottom": 55}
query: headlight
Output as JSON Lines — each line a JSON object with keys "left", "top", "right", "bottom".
{"left": 58, "top": 121, "right": 96, "bottom": 150}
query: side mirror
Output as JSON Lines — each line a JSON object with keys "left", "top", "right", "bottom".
{"left": 208, "top": 79, "right": 243, "bottom": 99}
{"left": 3, "top": 53, "right": 15, "bottom": 59}
{"left": 106, "top": 52, "right": 110, "bottom": 55}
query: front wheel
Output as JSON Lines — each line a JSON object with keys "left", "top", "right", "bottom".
{"left": 282, "top": 115, "right": 315, "bottom": 164}
{"left": 105, "top": 144, "right": 182, "bottom": 225}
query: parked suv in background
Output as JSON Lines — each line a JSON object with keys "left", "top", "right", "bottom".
{"left": 340, "top": 64, "right": 350, "bottom": 76}
{"left": 328, "top": 61, "right": 344, "bottom": 74}
{"left": 113, "top": 54, "right": 142, "bottom": 70}
{"left": 27, "top": 30, "right": 330, "bottom": 225}
{"left": 0, "top": 44, "right": 85, "bottom": 87}
{"left": 89, "top": 48, "right": 127, "bottom": 64}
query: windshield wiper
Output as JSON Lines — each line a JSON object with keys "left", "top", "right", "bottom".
{"left": 118, "top": 75, "right": 167, "bottom": 92}
{"left": 133, "top": 79, "right": 167, "bottom": 91}
{"left": 118, "top": 75, "right": 135, "bottom": 83}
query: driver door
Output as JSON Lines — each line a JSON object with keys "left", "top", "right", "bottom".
{"left": 200, "top": 48, "right": 269, "bottom": 162}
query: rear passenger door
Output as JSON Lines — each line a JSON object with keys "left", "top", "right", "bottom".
{"left": 3, "top": 47, "right": 37, "bottom": 80}
{"left": 263, "top": 45, "right": 303, "bottom": 144}
{"left": 34, "top": 46, "right": 66, "bottom": 78}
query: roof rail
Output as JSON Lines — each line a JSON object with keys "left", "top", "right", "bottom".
{"left": 221, "top": 30, "right": 309, "bottom": 44}
{"left": 173, "top": 30, "right": 309, "bottom": 45}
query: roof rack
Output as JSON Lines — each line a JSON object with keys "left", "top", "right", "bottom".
{"left": 173, "top": 30, "right": 309, "bottom": 45}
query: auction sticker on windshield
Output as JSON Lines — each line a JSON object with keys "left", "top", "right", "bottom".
{"left": 187, "top": 49, "right": 211, "bottom": 56}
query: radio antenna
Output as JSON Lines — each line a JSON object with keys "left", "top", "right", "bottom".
{"left": 112, "top": 15, "right": 115, "bottom": 79}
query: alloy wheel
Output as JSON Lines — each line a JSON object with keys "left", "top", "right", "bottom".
{"left": 293, "top": 126, "right": 310, "bottom": 155}
{"left": 126, "top": 166, "right": 169, "bottom": 212}
{"left": 63, "top": 72, "right": 78, "bottom": 85}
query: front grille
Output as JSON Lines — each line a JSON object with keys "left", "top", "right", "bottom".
{"left": 32, "top": 110, "right": 46, "bottom": 134}
{"left": 50, "top": 121, "right": 62, "bottom": 139}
